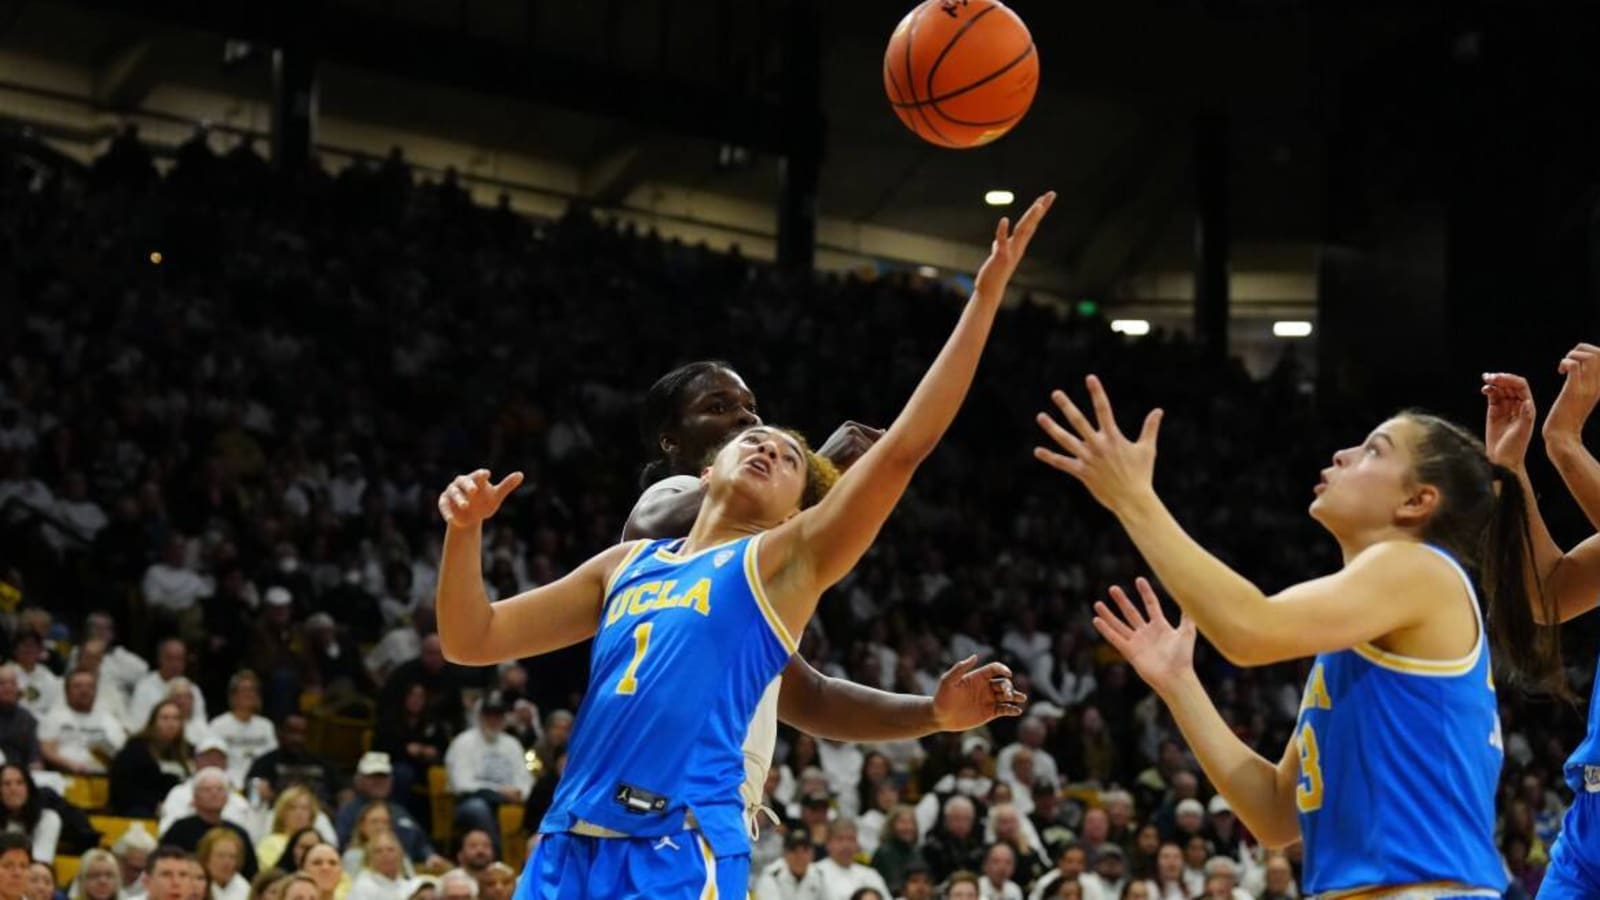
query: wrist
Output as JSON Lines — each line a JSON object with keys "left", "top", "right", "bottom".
{"left": 1112, "top": 486, "right": 1164, "bottom": 524}
{"left": 921, "top": 696, "right": 950, "bottom": 733}
{"left": 1154, "top": 668, "right": 1203, "bottom": 705}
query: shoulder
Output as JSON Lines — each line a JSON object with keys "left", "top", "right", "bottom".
{"left": 1347, "top": 540, "right": 1464, "bottom": 590}
{"left": 638, "top": 475, "right": 701, "bottom": 500}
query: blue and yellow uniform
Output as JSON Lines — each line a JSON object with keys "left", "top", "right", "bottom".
{"left": 1292, "top": 545, "right": 1505, "bottom": 899}
{"left": 1542, "top": 649, "right": 1600, "bottom": 897}
{"left": 514, "top": 535, "right": 795, "bottom": 899}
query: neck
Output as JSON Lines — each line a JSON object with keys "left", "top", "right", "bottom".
{"left": 1334, "top": 525, "right": 1415, "bottom": 565}
{"left": 679, "top": 498, "right": 763, "bottom": 555}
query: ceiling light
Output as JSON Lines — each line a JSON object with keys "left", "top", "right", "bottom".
{"left": 1273, "top": 320, "right": 1313, "bottom": 338}
{"left": 1110, "top": 319, "right": 1150, "bottom": 336}
{"left": 984, "top": 190, "right": 1014, "bottom": 206}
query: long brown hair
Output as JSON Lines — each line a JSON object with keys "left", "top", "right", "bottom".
{"left": 1402, "top": 412, "right": 1568, "bottom": 698}
{"left": 137, "top": 700, "right": 195, "bottom": 769}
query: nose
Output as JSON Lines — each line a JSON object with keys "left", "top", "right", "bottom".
{"left": 1331, "top": 447, "right": 1354, "bottom": 467}
{"left": 737, "top": 407, "right": 761, "bottom": 428}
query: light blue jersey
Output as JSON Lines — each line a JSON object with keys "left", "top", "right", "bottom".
{"left": 1292, "top": 544, "right": 1505, "bottom": 897}
{"left": 1544, "top": 644, "right": 1600, "bottom": 896}
{"left": 538, "top": 534, "right": 795, "bottom": 858}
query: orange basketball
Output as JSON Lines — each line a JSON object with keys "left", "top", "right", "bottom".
{"left": 883, "top": 0, "right": 1039, "bottom": 149}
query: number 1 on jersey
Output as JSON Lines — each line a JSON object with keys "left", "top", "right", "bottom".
{"left": 616, "top": 623, "right": 653, "bottom": 695}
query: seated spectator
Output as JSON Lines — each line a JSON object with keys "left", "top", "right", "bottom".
{"left": 164, "top": 679, "right": 213, "bottom": 747}
{"left": 159, "top": 738, "right": 253, "bottom": 833}
{"left": 143, "top": 847, "right": 197, "bottom": 900}
{"left": 1256, "top": 853, "right": 1295, "bottom": 900}
{"left": 333, "top": 754, "right": 442, "bottom": 870}
{"left": 112, "top": 821, "right": 157, "bottom": 900}
{"left": 443, "top": 696, "right": 529, "bottom": 853}
{"left": 74, "top": 613, "right": 149, "bottom": 699}
{"left": 380, "top": 637, "right": 464, "bottom": 736}
{"left": 40, "top": 668, "right": 127, "bottom": 773}
{"left": 266, "top": 829, "right": 325, "bottom": 877}
{"left": 977, "top": 843, "right": 1022, "bottom": 900}
{"left": 754, "top": 830, "right": 824, "bottom": 900}
{"left": 256, "top": 787, "right": 330, "bottom": 874}
{"left": 435, "top": 871, "right": 474, "bottom": 900}
{"left": 141, "top": 538, "right": 213, "bottom": 636}
{"left": 922, "top": 796, "right": 984, "bottom": 883}
{"left": 73, "top": 639, "right": 132, "bottom": 726}
{"left": 449, "top": 830, "right": 495, "bottom": 883}
{"left": 345, "top": 830, "right": 407, "bottom": 900}
{"left": 278, "top": 875, "right": 321, "bottom": 900}
{"left": 30, "top": 858, "right": 63, "bottom": 900}
{"left": 159, "top": 768, "right": 259, "bottom": 880}
{"left": 1144, "top": 843, "right": 1186, "bottom": 900}
{"left": 209, "top": 672, "right": 277, "bottom": 790}
{"left": 814, "top": 818, "right": 889, "bottom": 900}
{"left": 1181, "top": 837, "right": 1210, "bottom": 896}
{"left": 70, "top": 848, "right": 122, "bottom": 900}
{"left": 1084, "top": 845, "right": 1127, "bottom": 900}
{"left": 1029, "top": 842, "right": 1088, "bottom": 900}
{"left": 248, "top": 715, "right": 345, "bottom": 810}
{"left": 10, "top": 633, "right": 62, "bottom": 718}
{"left": 898, "top": 860, "right": 935, "bottom": 900}
{"left": 0, "top": 764, "right": 60, "bottom": 861}
{"left": 246, "top": 588, "right": 302, "bottom": 721}
{"left": 296, "top": 843, "right": 348, "bottom": 900}
{"left": 474, "top": 864, "right": 514, "bottom": 900}
{"left": 946, "top": 871, "right": 982, "bottom": 900}
{"left": 248, "top": 871, "right": 288, "bottom": 900}
{"left": 373, "top": 683, "right": 448, "bottom": 813}
{"left": 868, "top": 805, "right": 921, "bottom": 894}
{"left": 1201, "top": 857, "right": 1250, "bottom": 900}
{"left": 111, "top": 699, "right": 196, "bottom": 816}
{"left": 0, "top": 667, "right": 41, "bottom": 768}
{"left": 200, "top": 827, "right": 251, "bottom": 900}
{"left": 300, "top": 615, "right": 376, "bottom": 710}
{"left": 0, "top": 833, "right": 26, "bottom": 900}
{"left": 340, "top": 804, "right": 409, "bottom": 877}
{"left": 857, "top": 779, "right": 900, "bottom": 857}
{"left": 129, "top": 641, "right": 206, "bottom": 732}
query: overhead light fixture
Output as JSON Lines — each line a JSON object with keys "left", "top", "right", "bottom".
{"left": 984, "top": 190, "right": 1015, "bottom": 206}
{"left": 916, "top": 265, "right": 939, "bottom": 278}
{"left": 1273, "top": 320, "right": 1313, "bottom": 338}
{"left": 1110, "top": 319, "right": 1150, "bottom": 336}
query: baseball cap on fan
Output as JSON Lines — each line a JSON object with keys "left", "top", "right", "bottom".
{"left": 357, "top": 752, "right": 393, "bottom": 777}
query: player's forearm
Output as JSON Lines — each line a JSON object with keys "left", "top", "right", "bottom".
{"left": 1159, "top": 672, "right": 1300, "bottom": 848}
{"left": 435, "top": 524, "right": 494, "bottom": 662}
{"left": 877, "top": 290, "right": 1003, "bottom": 467}
{"left": 779, "top": 664, "right": 936, "bottom": 741}
{"left": 1548, "top": 438, "right": 1600, "bottom": 534}
{"left": 622, "top": 485, "right": 705, "bottom": 540}
{"left": 1114, "top": 492, "right": 1274, "bottom": 664}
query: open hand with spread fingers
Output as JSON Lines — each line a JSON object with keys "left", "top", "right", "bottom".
{"left": 1092, "top": 577, "right": 1196, "bottom": 697}
{"left": 437, "top": 469, "right": 524, "bottom": 529}
{"left": 1545, "top": 342, "right": 1600, "bottom": 456}
{"left": 1033, "top": 375, "right": 1164, "bottom": 514}
{"left": 1482, "top": 372, "right": 1537, "bottom": 470}
{"left": 973, "top": 192, "right": 1056, "bottom": 304}
{"left": 931, "top": 656, "right": 1027, "bottom": 732}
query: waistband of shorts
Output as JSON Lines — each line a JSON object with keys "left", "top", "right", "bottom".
{"left": 1314, "top": 883, "right": 1500, "bottom": 900}
{"left": 570, "top": 810, "right": 700, "bottom": 839}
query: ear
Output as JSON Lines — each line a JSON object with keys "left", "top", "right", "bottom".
{"left": 1395, "top": 482, "right": 1441, "bottom": 527}
{"left": 659, "top": 434, "right": 676, "bottom": 456}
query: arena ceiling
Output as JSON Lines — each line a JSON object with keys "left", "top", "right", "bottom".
{"left": 0, "top": 0, "right": 1458, "bottom": 295}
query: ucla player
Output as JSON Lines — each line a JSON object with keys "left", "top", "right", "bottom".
{"left": 624, "top": 361, "right": 1026, "bottom": 833}
{"left": 1034, "top": 376, "right": 1564, "bottom": 898}
{"left": 434, "top": 191, "right": 1054, "bottom": 899}
{"left": 1481, "top": 351, "right": 1600, "bottom": 899}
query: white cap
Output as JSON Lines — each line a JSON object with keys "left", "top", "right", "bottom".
{"left": 1208, "top": 794, "right": 1232, "bottom": 815}
{"left": 961, "top": 734, "right": 993, "bottom": 757}
{"left": 1176, "top": 798, "right": 1205, "bottom": 818}
{"left": 195, "top": 735, "right": 229, "bottom": 757}
{"left": 264, "top": 586, "right": 292, "bottom": 607}
{"left": 357, "top": 751, "right": 393, "bottom": 776}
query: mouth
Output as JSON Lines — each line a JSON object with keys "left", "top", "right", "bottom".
{"left": 744, "top": 457, "right": 772, "bottom": 478}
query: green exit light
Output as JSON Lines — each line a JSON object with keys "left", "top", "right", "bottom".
{"left": 1076, "top": 300, "right": 1099, "bottom": 316}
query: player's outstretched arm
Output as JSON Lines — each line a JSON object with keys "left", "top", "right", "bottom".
{"left": 435, "top": 469, "right": 636, "bottom": 666}
{"left": 1095, "top": 579, "right": 1302, "bottom": 849}
{"left": 1517, "top": 346, "right": 1600, "bottom": 622}
{"left": 758, "top": 192, "right": 1055, "bottom": 633}
{"left": 778, "top": 655, "right": 1024, "bottom": 741}
{"left": 1035, "top": 378, "right": 1448, "bottom": 666}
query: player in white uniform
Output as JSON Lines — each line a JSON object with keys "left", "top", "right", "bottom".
{"left": 624, "top": 367, "right": 1025, "bottom": 824}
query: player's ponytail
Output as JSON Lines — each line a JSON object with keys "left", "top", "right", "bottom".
{"left": 1404, "top": 412, "right": 1570, "bottom": 699}
{"left": 1484, "top": 464, "right": 1570, "bottom": 699}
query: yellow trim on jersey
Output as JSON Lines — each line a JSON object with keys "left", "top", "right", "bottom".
{"left": 744, "top": 534, "right": 798, "bottom": 655}
{"left": 653, "top": 536, "right": 745, "bottom": 565}
{"left": 697, "top": 834, "right": 719, "bottom": 900}
{"left": 603, "top": 541, "right": 652, "bottom": 600}
{"left": 1351, "top": 638, "right": 1481, "bottom": 677}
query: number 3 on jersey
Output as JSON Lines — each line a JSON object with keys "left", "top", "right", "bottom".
{"left": 616, "top": 623, "right": 653, "bottom": 695}
{"left": 1296, "top": 723, "right": 1324, "bottom": 812}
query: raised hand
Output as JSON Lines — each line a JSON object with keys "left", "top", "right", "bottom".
{"left": 437, "top": 469, "right": 524, "bottom": 529}
{"left": 973, "top": 192, "right": 1056, "bottom": 302}
{"left": 930, "top": 656, "right": 1027, "bottom": 732}
{"left": 1544, "top": 343, "right": 1600, "bottom": 454}
{"left": 1482, "top": 372, "right": 1537, "bottom": 469}
{"left": 1092, "top": 577, "right": 1196, "bottom": 696}
{"left": 1033, "top": 375, "right": 1164, "bottom": 513}
{"left": 816, "top": 421, "right": 885, "bottom": 472}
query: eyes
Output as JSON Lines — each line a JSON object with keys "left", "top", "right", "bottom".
{"left": 739, "top": 432, "right": 801, "bottom": 468}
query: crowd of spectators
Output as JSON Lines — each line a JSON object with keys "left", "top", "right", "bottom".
{"left": 0, "top": 125, "right": 1591, "bottom": 900}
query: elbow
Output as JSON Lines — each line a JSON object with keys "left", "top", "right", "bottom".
{"left": 1212, "top": 626, "right": 1275, "bottom": 668}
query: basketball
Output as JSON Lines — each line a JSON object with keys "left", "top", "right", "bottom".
{"left": 883, "top": 0, "right": 1039, "bottom": 149}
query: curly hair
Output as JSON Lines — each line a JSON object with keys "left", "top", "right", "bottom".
{"left": 712, "top": 426, "right": 837, "bottom": 509}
